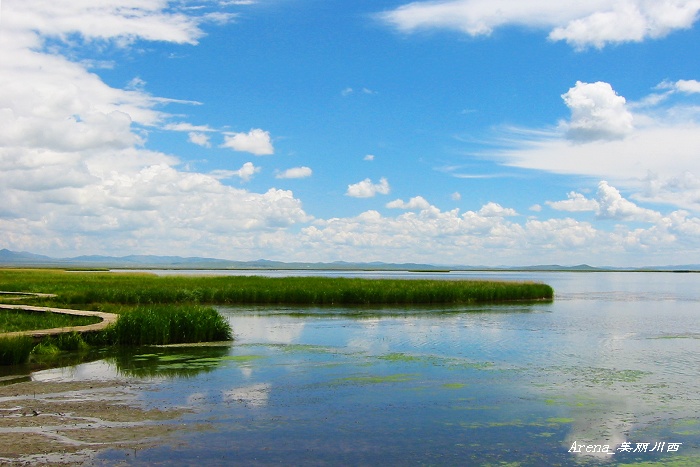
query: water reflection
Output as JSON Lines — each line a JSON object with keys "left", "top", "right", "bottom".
{"left": 15, "top": 272, "right": 700, "bottom": 465}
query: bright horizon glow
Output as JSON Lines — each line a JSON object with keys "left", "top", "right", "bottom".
{"left": 2, "top": 0, "right": 700, "bottom": 267}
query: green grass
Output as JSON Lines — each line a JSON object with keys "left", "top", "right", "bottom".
{"left": 0, "top": 269, "right": 551, "bottom": 366}
{"left": 103, "top": 305, "right": 232, "bottom": 346}
{"left": 0, "top": 269, "right": 553, "bottom": 308}
{"left": 0, "top": 336, "right": 35, "bottom": 365}
{"left": 0, "top": 308, "right": 101, "bottom": 333}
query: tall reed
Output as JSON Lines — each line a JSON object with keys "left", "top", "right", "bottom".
{"left": 0, "top": 336, "right": 35, "bottom": 365}
{"left": 0, "top": 270, "right": 552, "bottom": 306}
{"left": 106, "top": 305, "right": 232, "bottom": 346}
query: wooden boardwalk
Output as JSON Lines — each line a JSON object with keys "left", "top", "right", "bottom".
{"left": 0, "top": 302, "right": 118, "bottom": 339}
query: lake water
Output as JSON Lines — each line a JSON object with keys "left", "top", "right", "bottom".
{"left": 25, "top": 272, "right": 700, "bottom": 465}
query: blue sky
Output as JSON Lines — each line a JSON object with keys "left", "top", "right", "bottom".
{"left": 2, "top": 0, "right": 700, "bottom": 266}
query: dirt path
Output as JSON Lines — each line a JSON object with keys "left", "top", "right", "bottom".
{"left": 0, "top": 296, "right": 118, "bottom": 339}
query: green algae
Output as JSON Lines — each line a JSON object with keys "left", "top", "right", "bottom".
{"left": 221, "top": 355, "right": 266, "bottom": 363}
{"left": 442, "top": 382, "right": 466, "bottom": 389}
{"left": 545, "top": 417, "right": 574, "bottom": 424}
{"left": 337, "top": 373, "right": 417, "bottom": 384}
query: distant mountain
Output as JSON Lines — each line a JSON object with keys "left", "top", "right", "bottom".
{"left": 0, "top": 249, "right": 57, "bottom": 264}
{"left": 1, "top": 249, "right": 699, "bottom": 271}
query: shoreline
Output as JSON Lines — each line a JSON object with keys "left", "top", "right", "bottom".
{"left": 0, "top": 379, "right": 187, "bottom": 465}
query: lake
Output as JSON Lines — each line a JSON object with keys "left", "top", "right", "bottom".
{"left": 20, "top": 271, "right": 700, "bottom": 465}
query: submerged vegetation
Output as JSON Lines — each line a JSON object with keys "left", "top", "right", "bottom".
{"left": 0, "top": 268, "right": 552, "bottom": 366}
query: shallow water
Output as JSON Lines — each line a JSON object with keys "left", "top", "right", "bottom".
{"left": 23, "top": 272, "right": 700, "bottom": 464}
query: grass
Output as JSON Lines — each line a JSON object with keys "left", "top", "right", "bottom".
{"left": 0, "top": 332, "right": 93, "bottom": 365}
{"left": 103, "top": 305, "right": 233, "bottom": 346}
{"left": 0, "top": 336, "right": 35, "bottom": 365}
{"left": 0, "top": 269, "right": 553, "bottom": 308}
{"left": 0, "top": 269, "right": 551, "bottom": 366}
{"left": 0, "top": 308, "right": 101, "bottom": 333}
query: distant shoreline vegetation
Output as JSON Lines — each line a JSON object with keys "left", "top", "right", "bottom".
{"left": 0, "top": 269, "right": 554, "bottom": 307}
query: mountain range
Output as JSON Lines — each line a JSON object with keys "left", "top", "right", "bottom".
{"left": 1, "top": 249, "right": 698, "bottom": 272}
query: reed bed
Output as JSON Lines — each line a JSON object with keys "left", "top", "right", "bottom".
{"left": 0, "top": 270, "right": 552, "bottom": 365}
{"left": 0, "top": 270, "right": 553, "bottom": 307}
{"left": 104, "top": 305, "right": 233, "bottom": 346}
{"left": 0, "top": 336, "right": 35, "bottom": 365}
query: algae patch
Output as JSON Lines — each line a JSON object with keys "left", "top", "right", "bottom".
{"left": 336, "top": 373, "right": 417, "bottom": 384}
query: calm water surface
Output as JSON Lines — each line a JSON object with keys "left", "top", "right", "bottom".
{"left": 30, "top": 272, "right": 700, "bottom": 465}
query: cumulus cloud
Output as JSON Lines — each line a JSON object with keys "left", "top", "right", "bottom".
{"left": 547, "top": 192, "right": 600, "bottom": 212}
{"left": 379, "top": 0, "right": 700, "bottom": 49}
{"left": 561, "top": 81, "right": 634, "bottom": 142}
{"left": 387, "top": 196, "right": 431, "bottom": 210}
{"left": 548, "top": 181, "right": 662, "bottom": 222}
{"left": 346, "top": 177, "right": 390, "bottom": 198}
{"left": 276, "top": 166, "right": 312, "bottom": 179}
{"left": 210, "top": 162, "right": 261, "bottom": 182}
{"left": 656, "top": 79, "right": 700, "bottom": 95}
{"left": 0, "top": 0, "right": 310, "bottom": 258}
{"left": 484, "top": 80, "right": 700, "bottom": 213}
{"left": 222, "top": 129, "right": 274, "bottom": 155}
{"left": 188, "top": 132, "right": 211, "bottom": 147}
{"left": 478, "top": 202, "right": 517, "bottom": 217}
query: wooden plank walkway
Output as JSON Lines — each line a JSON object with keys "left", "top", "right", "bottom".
{"left": 0, "top": 303, "right": 118, "bottom": 339}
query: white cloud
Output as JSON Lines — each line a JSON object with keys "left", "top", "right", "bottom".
{"left": 451, "top": 192, "right": 462, "bottom": 201}
{"left": 387, "top": 196, "right": 432, "bottom": 210}
{"left": 656, "top": 79, "right": 700, "bottom": 94}
{"left": 222, "top": 129, "right": 274, "bottom": 155}
{"left": 485, "top": 80, "right": 700, "bottom": 213}
{"left": 478, "top": 202, "right": 517, "bottom": 217}
{"left": 364, "top": 154, "right": 375, "bottom": 161}
{"left": 276, "top": 166, "right": 312, "bottom": 179}
{"left": 3, "top": 0, "right": 210, "bottom": 45}
{"left": 0, "top": 0, "right": 310, "bottom": 259}
{"left": 561, "top": 81, "right": 634, "bottom": 142}
{"left": 596, "top": 181, "right": 662, "bottom": 222}
{"left": 188, "top": 132, "right": 211, "bottom": 147}
{"left": 547, "top": 192, "right": 600, "bottom": 212}
{"left": 165, "top": 122, "right": 214, "bottom": 132}
{"left": 299, "top": 192, "right": 700, "bottom": 266}
{"left": 379, "top": 0, "right": 700, "bottom": 49}
{"left": 210, "top": 162, "right": 261, "bottom": 182}
{"left": 346, "top": 177, "right": 390, "bottom": 198}
{"left": 547, "top": 181, "right": 662, "bottom": 222}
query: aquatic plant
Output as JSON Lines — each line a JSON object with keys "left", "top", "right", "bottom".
{"left": 106, "top": 305, "right": 233, "bottom": 346}
{"left": 0, "top": 336, "right": 35, "bottom": 365}
{"left": 0, "top": 270, "right": 553, "bottom": 307}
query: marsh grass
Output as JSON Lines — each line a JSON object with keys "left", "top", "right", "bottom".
{"left": 0, "top": 269, "right": 550, "bottom": 366}
{"left": 105, "top": 305, "right": 232, "bottom": 346}
{"left": 0, "top": 308, "right": 101, "bottom": 333}
{"left": 0, "top": 270, "right": 554, "bottom": 308}
{"left": 0, "top": 336, "right": 35, "bottom": 365}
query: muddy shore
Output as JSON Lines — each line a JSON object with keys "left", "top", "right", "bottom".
{"left": 0, "top": 380, "right": 189, "bottom": 465}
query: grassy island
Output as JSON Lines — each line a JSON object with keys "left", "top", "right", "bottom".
{"left": 0, "top": 269, "right": 553, "bottom": 308}
{"left": 0, "top": 269, "right": 553, "bottom": 365}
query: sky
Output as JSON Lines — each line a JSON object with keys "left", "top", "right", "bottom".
{"left": 1, "top": 0, "right": 700, "bottom": 267}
